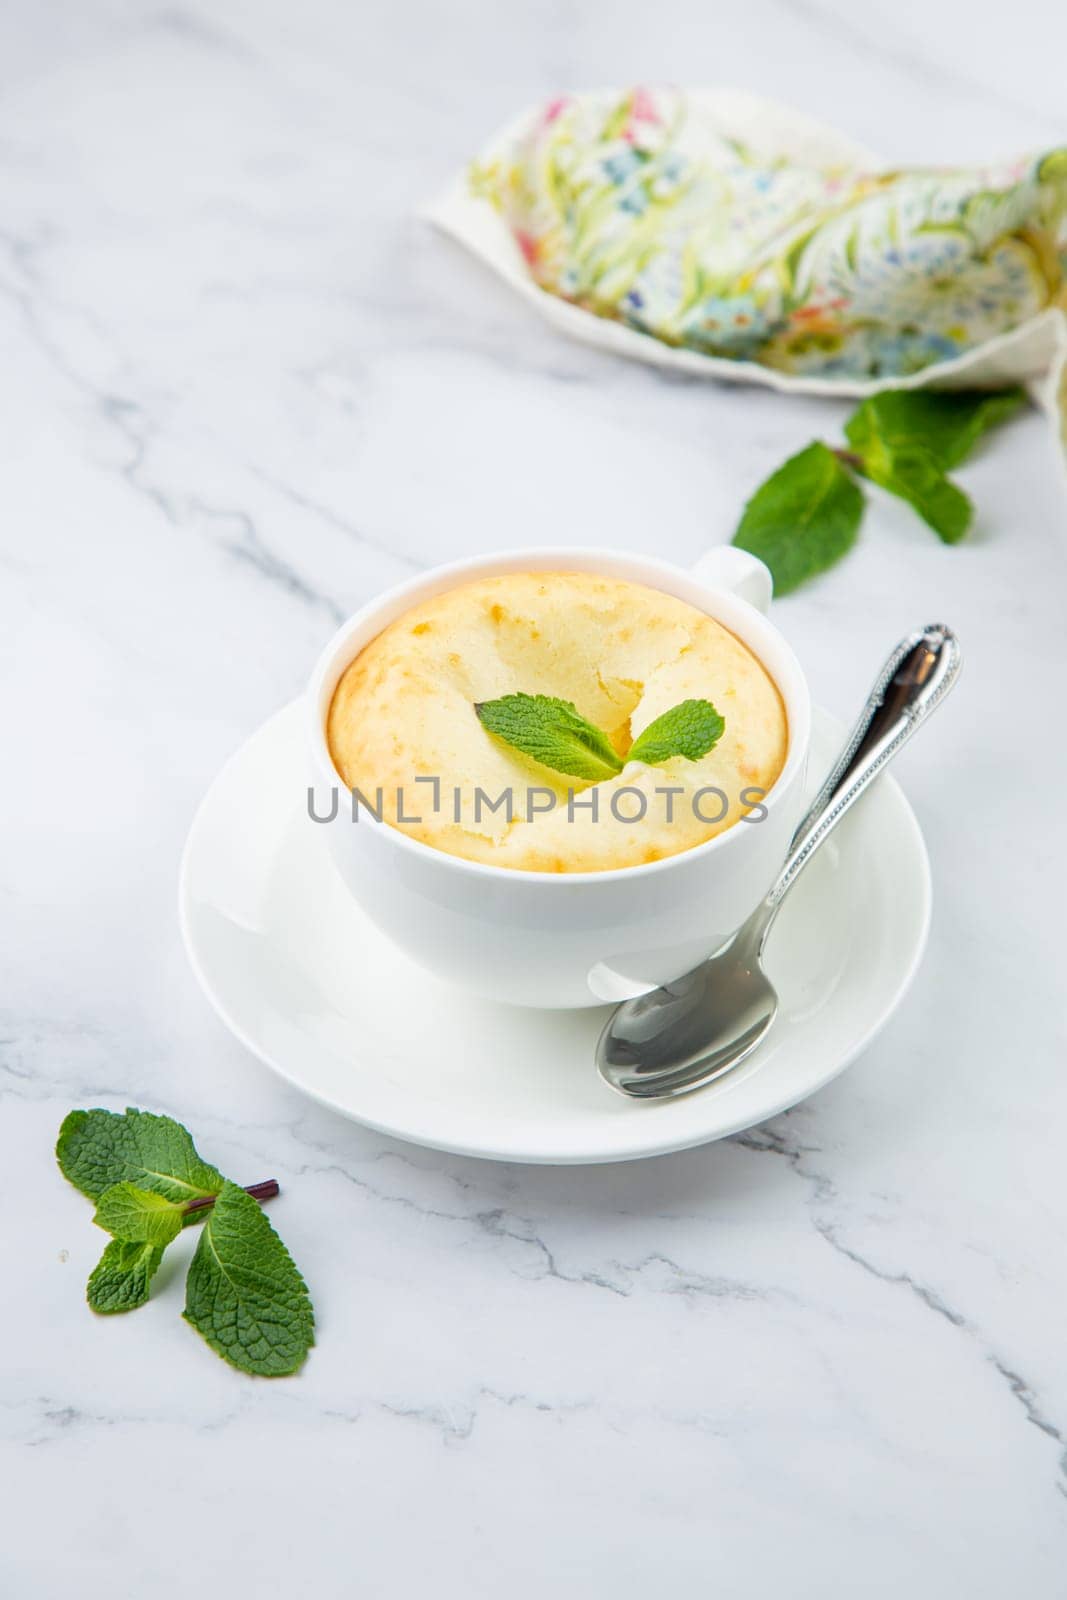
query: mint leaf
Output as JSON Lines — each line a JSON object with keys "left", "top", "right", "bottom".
{"left": 475, "top": 693, "right": 623, "bottom": 781}
{"left": 476, "top": 692, "right": 730, "bottom": 777}
{"left": 57, "top": 1108, "right": 224, "bottom": 1205}
{"left": 87, "top": 1239, "right": 167, "bottom": 1314}
{"left": 93, "top": 1182, "right": 185, "bottom": 1246}
{"left": 732, "top": 441, "right": 864, "bottom": 596}
{"left": 844, "top": 388, "right": 1024, "bottom": 472}
{"left": 857, "top": 443, "right": 973, "bottom": 543}
{"left": 842, "top": 386, "right": 1023, "bottom": 543}
{"left": 628, "top": 699, "right": 725, "bottom": 766}
{"left": 183, "top": 1181, "right": 314, "bottom": 1377}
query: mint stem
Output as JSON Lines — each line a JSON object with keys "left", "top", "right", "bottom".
{"left": 833, "top": 447, "right": 865, "bottom": 473}
{"left": 184, "top": 1179, "right": 279, "bottom": 1216}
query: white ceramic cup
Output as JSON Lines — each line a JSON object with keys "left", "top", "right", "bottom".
{"left": 307, "top": 545, "right": 810, "bottom": 1009}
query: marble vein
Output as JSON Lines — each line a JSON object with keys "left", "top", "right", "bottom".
{"left": 737, "top": 1115, "right": 1067, "bottom": 1498}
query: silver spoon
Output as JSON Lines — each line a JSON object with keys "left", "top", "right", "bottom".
{"left": 597, "top": 624, "right": 962, "bottom": 1099}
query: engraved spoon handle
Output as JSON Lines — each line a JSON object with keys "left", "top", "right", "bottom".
{"left": 747, "top": 625, "right": 962, "bottom": 948}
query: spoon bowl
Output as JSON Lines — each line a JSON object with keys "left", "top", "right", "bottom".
{"left": 598, "top": 934, "right": 778, "bottom": 1098}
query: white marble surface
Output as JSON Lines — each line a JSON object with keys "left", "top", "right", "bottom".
{"left": 3, "top": 1, "right": 1066, "bottom": 1593}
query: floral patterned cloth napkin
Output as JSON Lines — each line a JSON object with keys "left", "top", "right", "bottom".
{"left": 429, "top": 88, "right": 1067, "bottom": 473}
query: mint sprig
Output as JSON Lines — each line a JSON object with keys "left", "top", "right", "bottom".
{"left": 731, "top": 385, "right": 1024, "bottom": 593}
{"left": 474, "top": 692, "right": 725, "bottom": 780}
{"left": 57, "top": 1108, "right": 313, "bottom": 1376}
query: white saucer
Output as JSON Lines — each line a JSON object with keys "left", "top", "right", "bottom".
{"left": 179, "top": 702, "right": 931, "bottom": 1165}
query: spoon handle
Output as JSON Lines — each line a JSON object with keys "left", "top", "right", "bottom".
{"left": 761, "top": 624, "right": 962, "bottom": 924}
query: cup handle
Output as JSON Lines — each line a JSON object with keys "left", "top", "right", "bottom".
{"left": 690, "top": 546, "right": 772, "bottom": 615}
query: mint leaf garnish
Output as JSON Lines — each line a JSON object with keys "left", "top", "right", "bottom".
{"left": 57, "top": 1107, "right": 224, "bottom": 1204}
{"left": 475, "top": 692, "right": 623, "bottom": 781}
{"left": 87, "top": 1239, "right": 168, "bottom": 1315}
{"left": 628, "top": 699, "right": 725, "bottom": 766}
{"left": 475, "top": 691, "right": 728, "bottom": 779}
{"left": 843, "top": 388, "right": 1024, "bottom": 472}
{"left": 58, "top": 1108, "right": 310, "bottom": 1373}
{"left": 732, "top": 441, "right": 865, "bottom": 596}
{"left": 183, "top": 1181, "right": 315, "bottom": 1378}
{"left": 93, "top": 1182, "right": 185, "bottom": 1246}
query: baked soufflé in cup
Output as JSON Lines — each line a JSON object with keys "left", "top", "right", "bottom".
{"left": 327, "top": 571, "right": 787, "bottom": 873}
